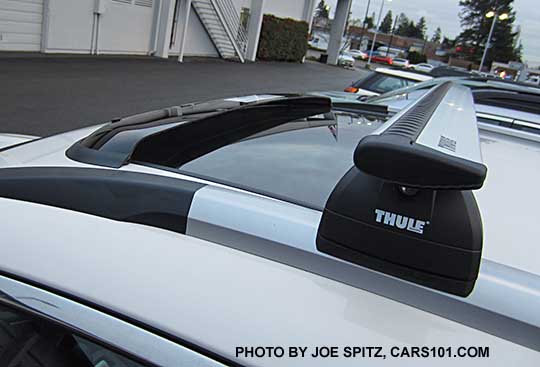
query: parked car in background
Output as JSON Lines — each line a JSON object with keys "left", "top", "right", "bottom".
{"left": 430, "top": 65, "right": 473, "bottom": 77}
{"left": 369, "top": 53, "right": 393, "bottom": 65}
{"left": 325, "top": 76, "right": 540, "bottom": 136}
{"left": 362, "top": 77, "right": 540, "bottom": 135}
{"left": 348, "top": 49, "right": 367, "bottom": 60}
{"left": 391, "top": 58, "right": 409, "bottom": 68}
{"left": 338, "top": 52, "right": 355, "bottom": 67}
{"left": 367, "top": 51, "right": 392, "bottom": 65}
{"left": 525, "top": 75, "right": 540, "bottom": 86}
{"left": 343, "top": 67, "right": 432, "bottom": 96}
{"left": 410, "top": 63, "right": 434, "bottom": 72}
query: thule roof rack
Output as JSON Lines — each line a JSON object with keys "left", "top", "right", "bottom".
{"left": 67, "top": 94, "right": 332, "bottom": 168}
{"left": 355, "top": 81, "right": 486, "bottom": 189}
{"left": 317, "top": 81, "right": 488, "bottom": 297}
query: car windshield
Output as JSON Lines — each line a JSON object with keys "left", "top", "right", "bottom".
{"left": 364, "top": 78, "right": 456, "bottom": 103}
{"left": 179, "top": 111, "right": 387, "bottom": 209}
{"left": 352, "top": 72, "right": 417, "bottom": 93}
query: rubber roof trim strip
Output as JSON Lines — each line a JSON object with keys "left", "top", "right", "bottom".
{"left": 0, "top": 167, "right": 205, "bottom": 234}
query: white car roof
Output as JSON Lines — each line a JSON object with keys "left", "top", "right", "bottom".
{"left": 1, "top": 97, "right": 539, "bottom": 360}
{"left": 1, "top": 197, "right": 538, "bottom": 366}
{"left": 374, "top": 67, "right": 432, "bottom": 81}
{"left": 2, "top": 110, "right": 540, "bottom": 276}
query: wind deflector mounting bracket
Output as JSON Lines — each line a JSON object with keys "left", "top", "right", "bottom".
{"left": 66, "top": 95, "right": 332, "bottom": 168}
{"left": 317, "top": 82, "right": 487, "bottom": 297}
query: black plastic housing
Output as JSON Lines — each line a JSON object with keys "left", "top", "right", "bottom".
{"left": 0, "top": 167, "right": 204, "bottom": 234}
{"left": 354, "top": 134, "right": 487, "bottom": 190}
{"left": 316, "top": 168, "right": 483, "bottom": 296}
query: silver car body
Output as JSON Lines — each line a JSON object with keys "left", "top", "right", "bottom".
{"left": 338, "top": 53, "right": 355, "bottom": 67}
{"left": 391, "top": 58, "right": 410, "bottom": 67}
{"left": 0, "top": 133, "right": 37, "bottom": 149}
{"left": 0, "top": 91, "right": 539, "bottom": 365}
{"left": 411, "top": 63, "right": 434, "bottom": 73}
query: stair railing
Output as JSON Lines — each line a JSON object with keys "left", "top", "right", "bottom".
{"left": 210, "top": 0, "right": 249, "bottom": 62}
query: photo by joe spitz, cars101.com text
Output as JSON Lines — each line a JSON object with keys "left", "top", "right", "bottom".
{"left": 0, "top": 0, "right": 539, "bottom": 366}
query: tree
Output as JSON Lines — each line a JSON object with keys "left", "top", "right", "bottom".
{"left": 392, "top": 13, "right": 429, "bottom": 39}
{"left": 408, "top": 51, "right": 427, "bottom": 64}
{"left": 379, "top": 10, "right": 393, "bottom": 33}
{"left": 363, "top": 13, "right": 375, "bottom": 29}
{"left": 416, "top": 17, "right": 427, "bottom": 39}
{"left": 457, "top": 0, "right": 521, "bottom": 66}
{"left": 431, "top": 27, "right": 442, "bottom": 43}
{"left": 315, "top": 0, "right": 329, "bottom": 19}
{"left": 441, "top": 36, "right": 456, "bottom": 49}
{"left": 395, "top": 13, "right": 410, "bottom": 36}
{"left": 406, "top": 20, "right": 419, "bottom": 38}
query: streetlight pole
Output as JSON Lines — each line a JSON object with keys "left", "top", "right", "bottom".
{"left": 386, "top": 15, "right": 399, "bottom": 57}
{"left": 479, "top": 10, "right": 508, "bottom": 72}
{"left": 367, "top": 0, "right": 391, "bottom": 66}
{"left": 358, "top": 0, "right": 371, "bottom": 51}
{"left": 479, "top": 13, "right": 497, "bottom": 72}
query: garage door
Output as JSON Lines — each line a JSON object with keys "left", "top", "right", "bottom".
{"left": 0, "top": 0, "right": 43, "bottom": 51}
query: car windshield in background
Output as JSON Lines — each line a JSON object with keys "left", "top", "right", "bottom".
{"left": 352, "top": 72, "right": 416, "bottom": 94}
{"left": 364, "top": 77, "right": 461, "bottom": 104}
{"left": 180, "top": 112, "right": 386, "bottom": 209}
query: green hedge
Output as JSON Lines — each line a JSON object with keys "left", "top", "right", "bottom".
{"left": 257, "top": 15, "right": 309, "bottom": 62}
{"left": 408, "top": 51, "right": 427, "bottom": 64}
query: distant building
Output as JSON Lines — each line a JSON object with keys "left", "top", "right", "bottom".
{"left": 0, "top": 0, "right": 316, "bottom": 62}
{"left": 346, "top": 27, "right": 441, "bottom": 59}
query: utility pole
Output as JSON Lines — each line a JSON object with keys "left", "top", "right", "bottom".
{"left": 386, "top": 15, "right": 399, "bottom": 56}
{"left": 367, "top": 0, "right": 391, "bottom": 65}
{"left": 479, "top": 13, "right": 498, "bottom": 72}
{"left": 358, "top": 0, "right": 371, "bottom": 50}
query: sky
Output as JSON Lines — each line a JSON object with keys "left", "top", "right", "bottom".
{"left": 323, "top": 0, "right": 540, "bottom": 66}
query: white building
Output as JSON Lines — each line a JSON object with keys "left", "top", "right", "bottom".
{"left": 0, "top": 0, "right": 318, "bottom": 62}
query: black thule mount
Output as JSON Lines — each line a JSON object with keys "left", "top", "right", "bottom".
{"left": 317, "top": 82, "right": 487, "bottom": 297}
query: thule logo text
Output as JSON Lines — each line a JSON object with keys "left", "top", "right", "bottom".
{"left": 374, "top": 209, "right": 427, "bottom": 234}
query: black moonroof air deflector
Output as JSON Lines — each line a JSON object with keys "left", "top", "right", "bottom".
{"left": 66, "top": 95, "right": 332, "bottom": 168}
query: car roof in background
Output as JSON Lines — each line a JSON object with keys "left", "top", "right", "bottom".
{"left": 364, "top": 77, "right": 540, "bottom": 103}
{"left": 430, "top": 66, "right": 471, "bottom": 77}
{"left": 374, "top": 67, "right": 432, "bottom": 81}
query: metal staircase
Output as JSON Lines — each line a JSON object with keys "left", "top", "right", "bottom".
{"left": 191, "top": 0, "right": 248, "bottom": 62}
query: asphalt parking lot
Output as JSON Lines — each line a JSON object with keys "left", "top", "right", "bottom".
{"left": 0, "top": 54, "right": 366, "bottom": 136}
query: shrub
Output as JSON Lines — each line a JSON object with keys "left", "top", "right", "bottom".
{"left": 257, "top": 15, "right": 309, "bottom": 62}
{"left": 408, "top": 51, "right": 427, "bottom": 64}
